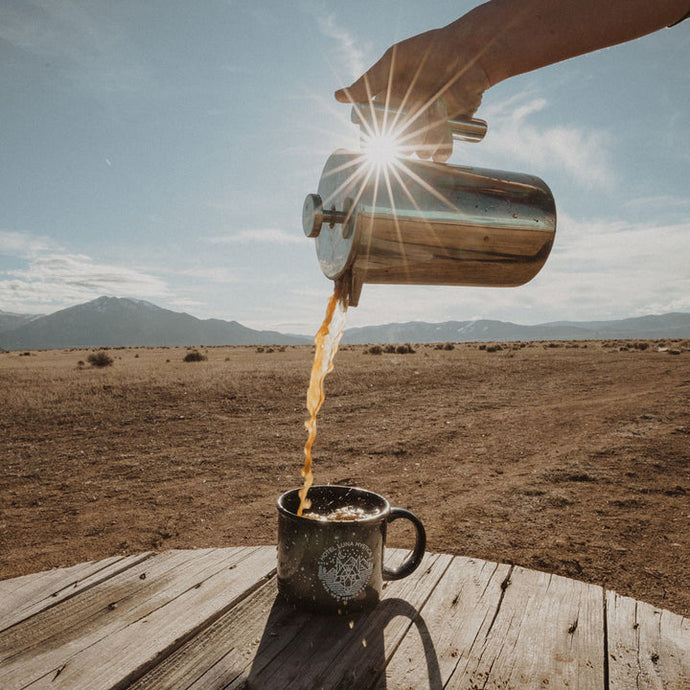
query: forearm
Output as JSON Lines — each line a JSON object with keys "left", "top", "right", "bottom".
{"left": 448, "top": 0, "right": 689, "bottom": 87}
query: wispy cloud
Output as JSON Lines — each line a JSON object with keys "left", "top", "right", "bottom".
{"left": 550, "top": 212, "right": 689, "bottom": 276}
{"left": 0, "top": 230, "right": 61, "bottom": 257}
{"left": 0, "top": 232, "right": 170, "bottom": 313}
{"left": 208, "top": 228, "right": 303, "bottom": 245}
{"left": 180, "top": 267, "right": 243, "bottom": 284}
{"left": 167, "top": 297, "right": 206, "bottom": 312}
{"left": 344, "top": 208, "right": 690, "bottom": 328}
{"left": 316, "top": 13, "right": 367, "bottom": 80}
{"left": 623, "top": 194, "right": 690, "bottom": 219}
{"left": 480, "top": 93, "right": 614, "bottom": 189}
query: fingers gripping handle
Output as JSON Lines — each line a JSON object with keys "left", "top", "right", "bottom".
{"left": 351, "top": 102, "right": 487, "bottom": 143}
{"left": 382, "top": 508, "right": 427, "bottom": 581}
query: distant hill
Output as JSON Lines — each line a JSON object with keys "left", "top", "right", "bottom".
{"left": 1, "top": 297, "right": 688, "bottom": 350}
{"left": 0, "top": 311, "right": 43, "bottom": 334}
{"left": 0, "top": 297, "right": 310, "bottom": 350}
{"left": 341, "top": 313, "right": 690, "bottom": 344}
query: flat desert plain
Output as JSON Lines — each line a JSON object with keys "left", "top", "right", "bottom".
{"left": 1, "top": 340, "right": 689, "bottom": 616}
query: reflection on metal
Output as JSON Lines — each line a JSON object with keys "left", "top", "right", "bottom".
{"left": 303, "top": 151, "right": 556, "bottom": 307}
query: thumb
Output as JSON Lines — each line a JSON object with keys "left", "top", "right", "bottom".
{"left": 334, "top": 75, "right": 373, "bottom": 104}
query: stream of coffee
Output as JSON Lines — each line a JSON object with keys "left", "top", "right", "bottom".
{"left": 297, "top": 282, "right": 348, "bottom": 516}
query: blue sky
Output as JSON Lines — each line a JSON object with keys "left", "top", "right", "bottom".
{"left": 1, "top": 0, "right": 688, "bottom": 333}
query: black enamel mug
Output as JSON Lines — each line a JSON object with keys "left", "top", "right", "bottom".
{"left": 277, "top": 485, "right": 426, "bottom": 614}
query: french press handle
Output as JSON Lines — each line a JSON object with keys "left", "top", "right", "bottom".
{"left": 350, "top": 102, "right": 487, "bottom": 143}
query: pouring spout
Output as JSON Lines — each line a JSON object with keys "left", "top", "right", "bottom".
{"left": 336, "top": 271, "right": 363, "bottom": 308}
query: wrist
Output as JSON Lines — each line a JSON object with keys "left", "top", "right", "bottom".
{"left": 442, "top": 1, "right": 516, "bottom": 88}
{"left": 435, "top": 19, "right": 492, "bottom": 109}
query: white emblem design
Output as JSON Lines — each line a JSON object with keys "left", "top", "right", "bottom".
{"left": 318, "top": 542, "right": 374, "bottom": 600}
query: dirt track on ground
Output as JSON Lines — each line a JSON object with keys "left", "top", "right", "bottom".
{"left": 1, "top": 341, "right": 689, "bottom": 616}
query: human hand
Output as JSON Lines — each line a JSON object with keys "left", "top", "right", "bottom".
{"left": 335, "top": 23, "right": 490, "bottom": 162}
{"left": 335, "top": 0, "right": 688, "bottom": 163}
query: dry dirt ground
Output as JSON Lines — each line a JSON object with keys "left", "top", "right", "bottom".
{"left": 1, "top": 341, "right": 689, "bottom": 617}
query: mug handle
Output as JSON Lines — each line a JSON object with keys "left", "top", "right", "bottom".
{"left": 382, "top": 507, "right": 427, "bottom": 580}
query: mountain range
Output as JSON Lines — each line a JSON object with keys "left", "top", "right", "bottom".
{"left": 1, "top": 296, "right": 689, "bottom": 350}
{"left": 341, "top": 313, "right": 690, "bottom": 344}
{"left": 0, "top": 297, "right": 309, "bottom": 350}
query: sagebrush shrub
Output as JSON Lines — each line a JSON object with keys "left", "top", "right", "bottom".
{"left": 87, "top": 351, "right": 114, "bottom": 367}
{"left": 183, "top": 350, "right": 206, "bottom": 362}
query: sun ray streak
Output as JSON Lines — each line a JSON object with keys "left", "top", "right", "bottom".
{"left": 391, "top": 44, "right": 432, "bottom": 132}
{"left": 329, "top": 157, "right": 376, "bottom": 233}
{"left": 392, "top": 158, "right": 463, "bottom": 214}
{"left": 381, "top": 162, "right": 411, "bottom": 283}
{"left": 320, "top": 155, "right": 368, "bottom": 190}
{"left": 343, "top": 166, "right": 373, "bottom": 227}
{"left": 322, "top": 154, "right": 367, "bottom": 179}
{"left": 350, "top": 101, "right": 377, "bottom": 142}
{"left": 387, "top": 163, "right": 446, "bottom": 267}
{"left": 320, "top": 157, "right": 372, "bottom": 211}
{"left": 360, "top": 163, "right": 383, "bottom": 281}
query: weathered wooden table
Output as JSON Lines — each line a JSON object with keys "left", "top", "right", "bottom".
{"left": 1, "top": 546, "right": 688, "bottom": 689}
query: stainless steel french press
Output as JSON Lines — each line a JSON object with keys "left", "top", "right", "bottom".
{"left": 302, "top": 103, "right": 556, "bottom": 307}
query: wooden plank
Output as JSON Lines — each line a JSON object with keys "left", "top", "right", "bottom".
{"left": 0, "top": 549, "right": 218, "bottom": 664}
{"left": 448, "top": 565, "right": 605, "bottom": 689}
{"left": 130, "top": 549, "right": 452, "bottom": 689}
{"left": 52, "top": 546, "right": 277, "bottom": 690}
{"left": 0, "top": 557, "right": 125, "bottom": 606}
{"left": 4, "top": 546, "right": 687, "bottom": 689}
{"left": 375, "top": 556, "right": 511, "bottom": 689}
{"left": 129, "top": 576, "right": 282, "bottom": 689}
{"left": 0, "top": 554, "right": 153, "bottom": 632}
{"left": 34, "top": 546, "right": 273, "bottom": 690}
{"left": 0, "top": 549, "right": 222, "bottom": 685}
{"left": 229, "top": 551, "right": 453, "bottom": 690}
{"left": 0, "top": 546, "right": 270, "bottom": 689}
{"left": 606, "top": 590, "right": 690, "bottom": 689}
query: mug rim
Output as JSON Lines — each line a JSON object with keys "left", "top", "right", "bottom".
{"left": 277, "top": 484, "right": 391, "bottom": 524}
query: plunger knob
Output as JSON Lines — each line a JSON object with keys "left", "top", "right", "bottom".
{"left": 302, "top": 193, "right": 348, "bottom": 238}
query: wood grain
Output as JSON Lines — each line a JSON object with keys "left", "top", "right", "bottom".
{"left": 0, "top": 547, "right": 274, "bottom": 690}
{"left": 607, "top": 590, "right": 690, "bottom": 689}
{"left": 1, "top": 547, "right": 689, "bottom": 689}
{"left": 448, "top": 565, "right": 605, "bottom": 689}
{"left": 0, "top": 554, "right": 153, "bottom": 632}
{"left": 377, "top": 556, "right": 511, "bottom": 689}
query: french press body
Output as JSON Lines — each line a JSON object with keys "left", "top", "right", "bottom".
{"left": 302, "top": 104, "right": 556, "bottom": 307}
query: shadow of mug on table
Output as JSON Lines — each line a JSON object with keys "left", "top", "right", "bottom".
{"left": 245, "top": 592, "right": 442, "bottom": 689}
{"left": 276, "top": 485, "right": 426, "bottom": 615}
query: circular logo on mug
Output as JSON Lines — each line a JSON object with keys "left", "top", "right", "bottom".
{"left": 318, "top": 541, "right": 374, "bottom": 600}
